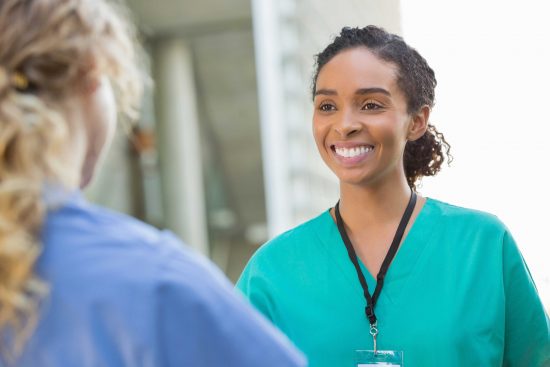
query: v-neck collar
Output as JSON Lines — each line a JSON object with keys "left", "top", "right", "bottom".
{"left": 313, "top": 198, "right": 438, "bottom": 306}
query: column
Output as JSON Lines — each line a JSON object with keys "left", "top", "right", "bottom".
{"left": 154, "top": 39, "right": 209, "bottom": 255}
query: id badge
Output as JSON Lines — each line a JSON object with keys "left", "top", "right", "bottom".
{"left": 355, "top": 350, "right": 404, "bottom": 366}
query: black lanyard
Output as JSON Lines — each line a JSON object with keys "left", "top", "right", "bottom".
{"left": 334, "top": 191, "right": 417, "bottom": 327}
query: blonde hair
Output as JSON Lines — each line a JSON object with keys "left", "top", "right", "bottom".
{"left": 0, "top": 0, "right": 143, "bottom": 358}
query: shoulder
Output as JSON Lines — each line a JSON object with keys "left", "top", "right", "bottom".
{"left": 40, "top": 192, "right": 259, "bottom": 311}
{"left": 247, "top": 210, "right": 330, "bottom": 268}
{"left": 39, "top": 195, "right": 214, "bottom": 307}
{"left": 421, "top": 198, "right": 517, "bottom": 261}
{"left": 427, "top": 198, "right": 508, "bottom": 235}
{"left": 237, "top": 211, "right": 332, "bottom": 295}
{"left": 44, "top": 194, "right": 164, "bottom": 247}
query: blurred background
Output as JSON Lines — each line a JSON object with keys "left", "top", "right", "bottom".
{"left": 87, "top": 0, "right": 549, "bottom": 308}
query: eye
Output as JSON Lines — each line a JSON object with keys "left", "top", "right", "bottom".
{"left": 362, "top": 101, "right": 383, "bottom": 110}
{"left": 318, "top": 102, "right": 336, "bottom": 112}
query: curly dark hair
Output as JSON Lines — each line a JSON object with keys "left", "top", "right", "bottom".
{"left": 312, "top": 25, "right": 452, "bottom": 189}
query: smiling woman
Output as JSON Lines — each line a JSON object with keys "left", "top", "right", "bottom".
{"left": 237, "top": 25, "right": 549, "bottom": 367}
{"left": 313, "top": 47, "right": 430, "bottom": 189}
{"left": 312, "top": 27, "right": 450, "bottom": 191}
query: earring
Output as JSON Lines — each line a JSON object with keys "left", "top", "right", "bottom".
{"left": 11, "top": 71, "right": 29, "bottom": 91}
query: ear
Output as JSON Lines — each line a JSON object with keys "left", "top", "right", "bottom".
{"left": 407, "top": 105, "right": 430, "bottom": 141}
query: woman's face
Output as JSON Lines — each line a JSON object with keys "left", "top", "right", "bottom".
{"left": 313, "top": 47, "right": 415, "bottom": 188}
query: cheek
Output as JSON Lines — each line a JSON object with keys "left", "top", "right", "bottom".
{"left": 312, "top": 116, "right": 330, "bottom": 147}
{"left": 374, "top": 116, "right": 409, "bottom": 147}
{"left": 101, "top": 82, "right": 117, "bottom": 136}
{"left": 91, "top": 80, "right": 117, "bottom": 148}
{"left": 312, "top": 127, "right": 327, "bottom": 159}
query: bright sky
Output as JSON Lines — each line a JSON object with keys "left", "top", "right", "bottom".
{"left": 401, "top": 0, "right": 550, "bottom": 307}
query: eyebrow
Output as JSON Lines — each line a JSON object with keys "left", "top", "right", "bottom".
{"left": 314, "top": 87, "right": 391, "bottom": 97}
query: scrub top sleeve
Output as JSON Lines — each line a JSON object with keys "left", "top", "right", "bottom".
{"left": 154, "top": 238, "right": 306, "bottom": 367}
{"left": 501, "top": 229, "right": 550, "bottom": 366}
{"left": 236, "top": 257, "right": 277, "bottom": 323}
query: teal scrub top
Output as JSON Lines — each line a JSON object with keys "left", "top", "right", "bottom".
{"left": 237, "top": 198, "right": 550, "bottom": 367}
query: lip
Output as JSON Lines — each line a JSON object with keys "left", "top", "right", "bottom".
{"left": 329, "top": 141, "right": 375, "bottom": 166}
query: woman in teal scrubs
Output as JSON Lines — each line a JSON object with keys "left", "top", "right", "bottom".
{"left": 237, "top": 26, "right": 549, "bottom": 366}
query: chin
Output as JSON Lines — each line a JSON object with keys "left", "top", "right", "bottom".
{"left": 330, "top": 167, "right": 371, "bottom": 186}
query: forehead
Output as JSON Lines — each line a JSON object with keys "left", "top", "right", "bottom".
{"left": 316, "top": 47, "right": 399, "bottom": 93}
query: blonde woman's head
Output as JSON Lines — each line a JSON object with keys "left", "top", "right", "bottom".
{"left": 0, "top": 0, "right": 144, "bottom": 358}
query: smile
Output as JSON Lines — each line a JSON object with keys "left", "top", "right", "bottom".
{"left": 334, "top": 145, "right": 373, "bottom": 158}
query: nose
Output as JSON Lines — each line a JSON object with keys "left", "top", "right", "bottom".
{"left": 334, "top": 110, "right": 362, "bottom": 137}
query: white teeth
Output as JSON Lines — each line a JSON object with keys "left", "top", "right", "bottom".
{"left": 335, "top": 146, "right": 372, "bottom": 158}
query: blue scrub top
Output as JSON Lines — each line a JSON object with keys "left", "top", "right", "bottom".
{"left": 12, "top": 190, "right": 306, "bottom": 367}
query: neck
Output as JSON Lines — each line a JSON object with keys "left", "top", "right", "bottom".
{"left": 338, "top": 174, "right": 412, "bottom": 232}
